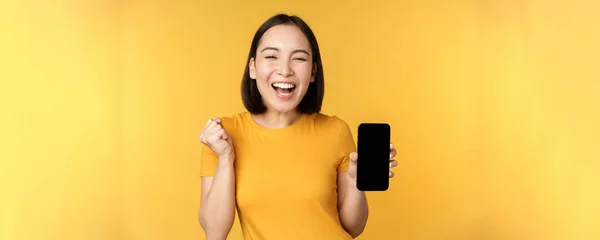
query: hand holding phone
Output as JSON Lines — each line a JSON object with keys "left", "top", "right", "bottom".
{"left": 356, "top": 123, "right": 392, "bottom": 191}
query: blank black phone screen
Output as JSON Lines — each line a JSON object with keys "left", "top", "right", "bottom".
{"left": 356, "top": 123, "right": 391, "bottom": 191}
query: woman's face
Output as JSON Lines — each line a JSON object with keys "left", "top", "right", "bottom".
{"left": 249, "top": 24, "right": 316, "bottom": 114}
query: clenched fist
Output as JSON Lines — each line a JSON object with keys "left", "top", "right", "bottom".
{"left": 199, "top": 118, "right": 234, "bottom": 158}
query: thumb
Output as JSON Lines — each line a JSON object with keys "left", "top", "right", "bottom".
{"left": 349, "top": 152, "right": 358, "bottom": 162}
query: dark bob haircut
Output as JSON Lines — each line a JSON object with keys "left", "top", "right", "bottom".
{"left": 241, "top": 13, "right": 324, "bottom": 114}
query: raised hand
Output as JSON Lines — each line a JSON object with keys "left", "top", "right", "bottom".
{"left": 199, "top": 118, "right": 234, "bottom": 158}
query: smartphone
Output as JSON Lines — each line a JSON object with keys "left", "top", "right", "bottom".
{"left": 356, "top": 123, "right": 391, "bottom": 191}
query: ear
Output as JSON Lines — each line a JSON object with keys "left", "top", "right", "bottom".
{"left": 249, "top": 58, "right": 256, "bottom": 80}
{"left": 311, "top": 63, "right": 317, "bottom": 82}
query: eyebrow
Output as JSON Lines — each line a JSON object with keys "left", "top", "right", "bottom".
{"left": 260, "top": 47, "right": 310, "bottom": 55}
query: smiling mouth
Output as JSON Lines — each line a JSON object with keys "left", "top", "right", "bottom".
{"left": 271, "top": 82, "right": 296, "bottom": 94}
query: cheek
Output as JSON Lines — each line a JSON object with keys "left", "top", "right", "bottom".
{"left": 254, "top": 64, "right": 274, "bottom": 93}
{"left": 255, "top": 62, "right": 276, "bottom": 79}
{"left": 295, "top": 64, "right": 314, "bottom": 82}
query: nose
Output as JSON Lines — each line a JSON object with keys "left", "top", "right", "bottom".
{"left": 277, "top": 58, "right": 294, "bottom": 77}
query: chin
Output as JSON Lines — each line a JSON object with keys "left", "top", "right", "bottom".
{"left": 269, "top": 103, "right": 298, "bottom": 113}
{"left": 263, "top": 98, "right": 299, "bottom": 113}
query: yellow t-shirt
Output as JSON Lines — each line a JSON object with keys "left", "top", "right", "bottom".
{"left": 200, "top": 111, "right": 356, "bottom": 240}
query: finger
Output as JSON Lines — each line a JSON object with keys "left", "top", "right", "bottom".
{"left": 389, "top": 171, "right": 395, "bottom": 178}
{"left": 390, "top": 142, "right": 394, "bottom": 150}
{"left": 207, "top": 129, "right": 225, "bottom": 143}
{"left": 389, "top": 148, "right": 397, "bottom": 159}
{"left": 213, "top": 117, "right": 222, "bottom": 124}
{"left": 204, "top": 119, "right": 218, "bottom": 132}
{"left": 200, "top": 120, "right": 214, "bottom": 142}
{"left": 200, "top": 118, "right": 221, "bottom": 143}
{"left": 221, "top": 130, "right": 229, "bottom": 140}
{"left": 199, "top": 128, "right": 211, "bottom": 144}
{"left": 349, "top": 152, "right": 358, "bottom": 162}
{"left": 200, "top": 131, "right": 207, "bottom": 143}
{"left": 389, "top": 160, "right": 398, "bottom": 168}
{"left": 205, "top": 121, "right": 222, "bottom": 135}
{"left": 199, "top": 128, "right": 205, "bottom": 142}
{"left": 203, "top": 119, "right": 213, "bottom": 128}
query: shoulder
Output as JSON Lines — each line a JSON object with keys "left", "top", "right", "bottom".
{"left": 214, "top": 111, "right": 249, "bottom": 131}
{"left": 309, "top": 113, "right": 356, "bottom": 149}
{"left": 312, "top": 112, "right": 350, "bottom": 125}
{"left": 308, "top": 112, "right": 353, "bottom": 133}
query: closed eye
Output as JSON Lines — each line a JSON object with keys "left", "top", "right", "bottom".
{"left": 293, "top": 58, "right": 307, "bottom": 61}
{"left": 265, "top": 56, "right": 277, "bottom": 59}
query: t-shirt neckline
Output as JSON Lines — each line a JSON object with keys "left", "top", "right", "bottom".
{"left": 245, "top": 111, "right": 308, "bottom": 134}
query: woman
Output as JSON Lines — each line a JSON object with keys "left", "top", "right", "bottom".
{"left": 198, "top": 13, "right": 398, "bottom": 240}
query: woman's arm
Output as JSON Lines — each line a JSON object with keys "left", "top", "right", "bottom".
{"left": 198, "top": 153, "right": 236, "bottom": 240}
{"left": 337, "top": 171, "right": 369, "bottom": 238}
{"left": 337, "top": 143, "right": 398, "bottom": 238}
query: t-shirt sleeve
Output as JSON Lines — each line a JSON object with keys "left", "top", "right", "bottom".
{"left": 199, "top": 144, "right": 219, "bottom": 177}
{"left": 337, "top": 118, "right": 356, "bottom": 173}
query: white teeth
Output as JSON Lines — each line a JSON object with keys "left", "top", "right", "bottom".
{"left": 272, "top": 83, "right": 295, "bottom": 89}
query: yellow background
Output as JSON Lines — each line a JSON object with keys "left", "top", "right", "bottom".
{"left": 1, "top": 0, "right": 599, "bottom": 239}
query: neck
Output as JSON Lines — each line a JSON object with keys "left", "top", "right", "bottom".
{"left": 251, "top": 109, "right": 303, "bottom": 129}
